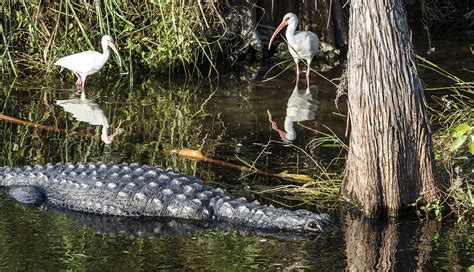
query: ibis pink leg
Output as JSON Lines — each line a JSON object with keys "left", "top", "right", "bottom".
{"left": 73, "top": 72, "right": 82, "bottom": 88}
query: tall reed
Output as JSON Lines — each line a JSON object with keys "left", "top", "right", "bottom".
{"left": 1, "top": 0, "right": 224, "bottom": 78}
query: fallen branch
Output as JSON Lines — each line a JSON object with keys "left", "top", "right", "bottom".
{"left": 0, "top": 113, "right": 96, "bottom": 139}
{"left": 171, "top": 148, "right": 314, "bottom": 183}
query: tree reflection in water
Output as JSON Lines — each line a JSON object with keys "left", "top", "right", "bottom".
{"left": 343, "top": 212, "right": 438, "bottom": 271}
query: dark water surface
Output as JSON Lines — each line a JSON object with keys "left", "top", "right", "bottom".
{"left": 1, "top": 35, "right": 473, "bottom": 270}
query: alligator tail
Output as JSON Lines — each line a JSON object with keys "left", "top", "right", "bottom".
{"left": 0, "top": 166, "right": 46, "bottom": 188}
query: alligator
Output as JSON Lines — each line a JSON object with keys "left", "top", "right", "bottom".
{"left": 0, "top": 162, "right": 331, "bottom": 234}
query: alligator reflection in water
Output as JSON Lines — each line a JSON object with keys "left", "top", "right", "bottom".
{"left": 55, "top": 92, "right": 120, "bottom": 144}
{"left": 49, "top": 208, "right": 324, "bottom": 240}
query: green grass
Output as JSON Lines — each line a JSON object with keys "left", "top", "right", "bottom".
{"left": 1, "top": 0, "right": 224, "bottom": 78}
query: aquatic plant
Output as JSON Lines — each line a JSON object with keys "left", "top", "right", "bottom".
{"left": 0, "top": 79, "right": 222, "bottom": 176}
{"left": 417, "top": 57, "right": 474, "bottom": 223}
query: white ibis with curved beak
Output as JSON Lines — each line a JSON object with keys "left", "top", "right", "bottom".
{"left": 55, "top": 35, "right": 121, "bottom": 90}
{"left": 268, "top": 13, "right": 319, "bottom": 87}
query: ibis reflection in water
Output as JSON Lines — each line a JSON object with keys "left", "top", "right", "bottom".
{"left": 269, "top": 83, "right": 317, "bottom": 142}
{"left": 54, "top": 35, "right": 121, "bottom": 90}
{"left": 268, "top": 13, "right": 320, "bottom": 88}
{"left": 56, "top": 92, "right": 121, "bottom": 144}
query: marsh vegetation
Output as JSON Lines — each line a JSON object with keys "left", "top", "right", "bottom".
{"left": 0, "top": 0, "right": 473, "bottom": 270}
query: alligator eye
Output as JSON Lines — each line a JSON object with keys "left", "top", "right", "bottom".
{"left": 306, "top": 221, "right": 320, "bottom": 232}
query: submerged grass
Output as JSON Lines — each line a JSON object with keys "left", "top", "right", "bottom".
{"left": 247, "top": 128, "right": 347, "bottom": 211}
{"left": 1, "top": 0, "right": 225, "bottom": 78}
{"left": 0, "top": 79, "right": 223, "bottom": 177}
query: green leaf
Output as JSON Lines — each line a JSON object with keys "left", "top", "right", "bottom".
{"left": 450, "top": 135, "right": 467, "bottom": 152}
{"left": 469, "top": 136, "right": 474, "bottom": 155}
{"left": 452, "top": 123, "right": 470, "bottom": 137}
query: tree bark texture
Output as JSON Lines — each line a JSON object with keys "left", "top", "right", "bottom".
{"left": 341, "top": 0, "right": 439, "bottom": 217}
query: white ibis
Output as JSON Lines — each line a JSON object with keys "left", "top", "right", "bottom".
{"left": 55, "top": 35, "right": 121, "bottom": 90}
{"left": 268, "top": 13, "right": 319, "bottom": 87}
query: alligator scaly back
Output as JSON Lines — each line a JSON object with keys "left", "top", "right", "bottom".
{"left": 0, "top": 163, "right": 331, "bottom": 234}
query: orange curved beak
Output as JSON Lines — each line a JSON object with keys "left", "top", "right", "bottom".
{"left": 268, "top": 18, "right": 289, "bottom": 50}
{"left": 108, "top": 40, "right": 122, "bottom": 67}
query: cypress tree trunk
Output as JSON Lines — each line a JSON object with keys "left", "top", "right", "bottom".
{"left": 341, "top": 0, "right": 439, "bottom": 217}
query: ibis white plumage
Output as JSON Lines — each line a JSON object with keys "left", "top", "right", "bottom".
{"left": 268, "top": 13, "right": 319, "bottom": 87}
{"left": 55, "top": 35, "right": 121, "bottom": 90}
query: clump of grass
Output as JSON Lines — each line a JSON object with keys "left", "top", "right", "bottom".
{"left": 418, "top": 57, "right": 474, "bottom": 223}
{"left": 249, "top": 128, "right": 347, "bottom": 212}
{"left": 1, "top": 0, "right": 225, "bottom": 78}
{"left": 431, "top": 92, "right": 473, "bottom": 223}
